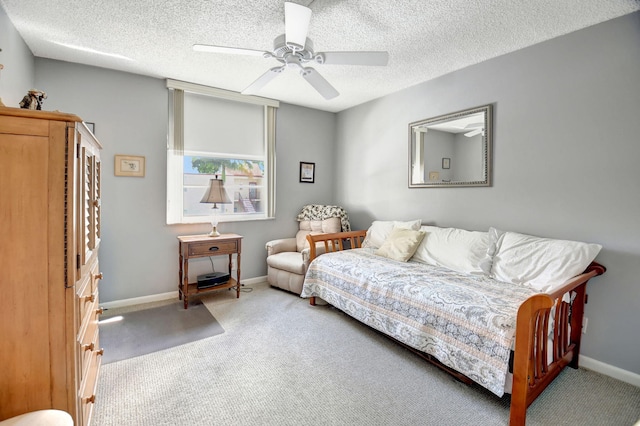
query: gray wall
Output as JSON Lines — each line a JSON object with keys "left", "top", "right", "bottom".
{"left": 0, "top": 6, "right": 35, "bottom": 106}
{"left": 335, "top": 13, "right": 640, "bottom": 375}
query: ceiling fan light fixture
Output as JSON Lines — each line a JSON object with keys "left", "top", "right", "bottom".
{"left": 284, "top": 2, "right": 312, "bottom": 51}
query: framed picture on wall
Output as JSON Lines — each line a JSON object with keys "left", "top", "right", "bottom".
{"left": 442, "top": 157, "right": 451, "bottom": 169}
{"left": 115, "top": 154, "right": 146, "bottom": 177}
{"left": 300, "top": 161, "right": 315, "bottom": 183}
{"left": 84, "top": 122, "right": 95, "bottom": 134}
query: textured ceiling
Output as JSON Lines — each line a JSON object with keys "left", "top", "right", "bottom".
{"left": 1, "top": 1, "right": 638, "bottom": 112}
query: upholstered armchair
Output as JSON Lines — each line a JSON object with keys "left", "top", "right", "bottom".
{"left": 265, "top": 205, "right": 350, "bottom": 294}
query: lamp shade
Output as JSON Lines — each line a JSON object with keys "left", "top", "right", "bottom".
{"left": 200, "top": 178, "right": 231, "bottom": 206}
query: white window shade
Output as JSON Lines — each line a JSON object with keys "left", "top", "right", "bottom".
{"left": 184, "top": 92, "right": 264, "bottom": 156}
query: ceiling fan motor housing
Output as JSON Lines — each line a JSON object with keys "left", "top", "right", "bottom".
{"left": 273, "top": 34, "right": 314, "bottom": 61}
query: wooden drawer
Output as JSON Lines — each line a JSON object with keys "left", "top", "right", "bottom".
{"left": 91, "top": 261, "right": 102, "bottom": 294}
{"left": 77, "top": 260, "right": 101, "bottom": 327}
{"left": 78, "top": 298, "right": 101, "bottom": 379}
{"left": 77, "top": 275, "right": 95, "bottom": 327}
{"left": 188, "top": 240, "right": 238, "bottom": 257}
{"left": 79, "top": 345, "right": 102, "bottom": 426}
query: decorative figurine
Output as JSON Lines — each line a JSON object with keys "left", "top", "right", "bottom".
{"left": 19, "top": 89, "right": 47, "bottom": 110}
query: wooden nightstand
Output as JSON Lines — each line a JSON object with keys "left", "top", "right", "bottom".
{"left": 177, "top": 233, "right": 243, "bottom": 309}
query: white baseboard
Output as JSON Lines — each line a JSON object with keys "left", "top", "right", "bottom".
{"left": 100, "top": 291, "right": 177, "bottom": 310}
{"left": 101, "top": 276, "right": 267, "bottom": 310}
{"left": 580, "top": 355, "right": 640, "bottom": 388}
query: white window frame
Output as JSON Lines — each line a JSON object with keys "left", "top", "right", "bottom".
{"left": 166, "top": 79, "right": 278, "bottom": 224}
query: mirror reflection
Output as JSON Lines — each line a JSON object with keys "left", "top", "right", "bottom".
{"left": 409, "top": 104, "right": 492, "bottom": 187}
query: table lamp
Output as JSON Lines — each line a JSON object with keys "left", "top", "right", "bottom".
{"left": 200, "top": 178, "right": 232, "bottom": 237}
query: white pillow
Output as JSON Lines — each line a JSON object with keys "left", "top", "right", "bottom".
{"left": 412, "top": 226, "right": 493, "bottom": 275}
{"left": 482, "top": 226, "right": 505, "bottom": 273}
{"left": 375, "top": 228, "right": 426, "bottom": 262}
{"left": 490, "top": 231, "right": 602, "bottom": 292}
{"left": 362, "top": 219, "right": 422, "bottom": 249}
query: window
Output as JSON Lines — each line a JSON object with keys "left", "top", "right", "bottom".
{"left": 166, "top": 80, "right": 278, "bottom": 224}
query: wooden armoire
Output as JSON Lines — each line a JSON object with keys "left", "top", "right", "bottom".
{"left": 0, "top": 107, "right": 103, "bottom": 426}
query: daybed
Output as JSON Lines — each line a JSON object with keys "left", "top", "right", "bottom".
{"left": 300, "top": 221, "right": 605, "bottom": 426}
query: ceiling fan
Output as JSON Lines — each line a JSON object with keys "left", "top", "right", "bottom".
{"left": 193, "top": 2, "right": 389, "bottom": 100}
{"left": 463, "top": 123, "right": 484, "bottom": 138}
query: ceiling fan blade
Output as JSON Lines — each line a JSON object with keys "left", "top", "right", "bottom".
{"left": 315, "top": 51, "right": 389, "bottom": 66}
{"left": 241, "top": 67, "right": 284, "bottom": 95}
{"left": 300, "top": 67, "right": 339, "bottom": 100}
{"left": 284, "top": 2, "right": 312, "bottom": 50}
{"left": 464, "top": 128, "right": 483, "bottom": 137}
{"left": 193, "top": 44, "right": 266, "bottom": 57}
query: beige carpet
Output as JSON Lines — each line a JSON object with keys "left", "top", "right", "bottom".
{"left": 93, "top": 282, "right": 640, "bottom": 426}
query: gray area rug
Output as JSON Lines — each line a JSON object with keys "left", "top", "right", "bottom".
{"left": 100, "top": 301, "right": 224, "bottom": 364}
{"left": 94, "top": 282, "right": 640, "bottom": 425}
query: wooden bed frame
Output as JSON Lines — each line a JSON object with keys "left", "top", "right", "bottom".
{"left": 305, "top": 230, "right": 606, "bottom": 426}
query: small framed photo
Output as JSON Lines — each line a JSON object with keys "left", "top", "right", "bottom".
{"left": 299, "top": 161, "right": 315, "bottom": 183}
{"left": 115, "top": 155, "right": 145, "bottom": 177}
{"left": 442, "top": 157, "right": 451, "bottom": 169}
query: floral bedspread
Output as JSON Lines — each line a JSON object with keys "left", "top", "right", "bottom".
{"left": 300, "top": 249, "right": 537, "bottom": 396}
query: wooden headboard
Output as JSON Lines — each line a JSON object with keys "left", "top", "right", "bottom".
{"left": 306, "top": 230, "right": 367, "bottom": 261}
